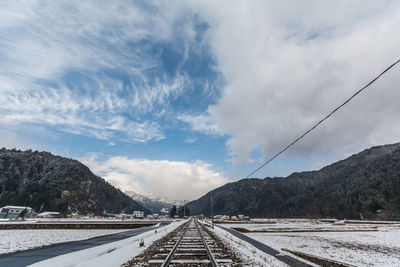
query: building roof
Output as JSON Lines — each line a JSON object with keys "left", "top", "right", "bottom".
{"left": 37, "top": 211, "right": 60, "bottom": 216}
{"left": 1, "top": 206, "right": 32, "bottom": 210}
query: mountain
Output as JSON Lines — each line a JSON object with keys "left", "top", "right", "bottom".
{"left": 125, "top": 190, "right": 184, "bottom": 214}
{"left": 187, "top": 143, "right": 400, "bottom": 220}
{"left": 0, "top": 148, "right": 149, "bottom": 215}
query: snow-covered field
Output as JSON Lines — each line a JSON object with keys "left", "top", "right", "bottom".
{"left": 29, "top": 220, "right": 186, "bottom": 267}
{"left": 247, "top": 230, "right": 400, "bottom": 266}
{"left": 5, "top": 218, "right": 399, "bottom": 266}
{"left": 221, "top": 219, "right": 400, "bottom": 266}
{"left": 211, "top": 224, "right": 288, "bottom": 266}
{"left": 0, "top": 229, "right": 132, "bottom": 254}
{"left": 30, "top": 220, "right": 290, "bottom": 267}
{"left": 220, "top": 219, "right": 383, "bottom": 232}
{"left": 0, "top": 218, "right": 169, "bottom": 224}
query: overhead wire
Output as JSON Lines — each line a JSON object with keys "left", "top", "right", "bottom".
{"left": 245, "top": 58, "right": 400, "bottom": 179}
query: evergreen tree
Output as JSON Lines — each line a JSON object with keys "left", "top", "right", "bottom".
{"left": 169, "top": 205, "right": 177, "bottom": 218}
{"left": 184, "top": 205, "right": 190, "bottom": 217}
{"left": 18, "top": 208, "right": 28, "bottom": 219}
{"left": 177, "top": 205, "right": 190, "bottom": 218}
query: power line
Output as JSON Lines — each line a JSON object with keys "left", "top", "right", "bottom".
{"left": 245, "top": 58, "right": 400, "bottom": 179}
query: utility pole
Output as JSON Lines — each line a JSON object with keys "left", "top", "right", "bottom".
{"left": 210, "top": 193, "right": 214, "bottom": 228}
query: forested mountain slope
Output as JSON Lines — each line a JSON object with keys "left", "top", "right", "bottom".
{"left": 0, "top": 148, "right": 149, "bottom": 215}
{"left": 187, "top": 143, "right": 400, "bottom": 219}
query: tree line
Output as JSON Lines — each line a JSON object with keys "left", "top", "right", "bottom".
{"left": 169, "top": 205, "right": 190, "bottom": 218}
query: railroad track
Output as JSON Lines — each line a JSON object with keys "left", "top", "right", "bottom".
{"left": 125, "top": 218, "right": 243, "bottom": 266}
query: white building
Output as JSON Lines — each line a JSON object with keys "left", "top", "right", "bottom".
{"left": 36, "top": 211, "right": 60, "bottom": 218}
{"left": 0, "top": 206, "right": 35, "bottom": 219}
{"left": 133, "top": 210, "right": 144, "bottom": 218}
{"left": 146, "top": 214, "right": 159, "bottom": 219}
{"left": 237, "top": 214, "right": 250, "bottom": 221}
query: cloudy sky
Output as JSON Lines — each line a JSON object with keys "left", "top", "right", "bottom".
{"left": 1, "top": 1, "right": 400, "bottom": 201}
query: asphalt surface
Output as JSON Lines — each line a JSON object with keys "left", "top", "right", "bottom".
{"left": 0, "top": 222, "right": 170, "bottom": 267}
{"left": 216, "top": 224, "right": 312, "bottom": 267}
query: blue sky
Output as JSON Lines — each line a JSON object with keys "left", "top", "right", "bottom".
{"left": 1, "top": 1, "right": 400, "bottom": 200}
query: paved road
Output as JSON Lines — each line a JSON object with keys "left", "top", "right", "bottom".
{"left": 0, "top": 222, "right": 170, "bottom": 267}
{"left": 216, "top": 225, "right": 312, "bottom": 267}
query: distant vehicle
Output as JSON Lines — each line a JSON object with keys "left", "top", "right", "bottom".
{"left": 117, "top": 213, "right": 127, "bottom": 219}
{"left": 221, "top": 215, "right": 230, "bottom": 220}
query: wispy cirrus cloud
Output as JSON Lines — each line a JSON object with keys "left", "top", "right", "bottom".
{"left": 178, "top": 113, "right": 223, "bottom": 136}
{"left": 0, "top": 85, "right": 165, "bottom": 142}
{"left": 0, "top": 1, "right": 215, "bottom": 144}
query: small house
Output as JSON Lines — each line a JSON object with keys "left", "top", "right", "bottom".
{"left": 133, "top": 210, "right": 144, "bottom": 218}
{"left": 0, "top": 206, "right": 35, "bottom": 219}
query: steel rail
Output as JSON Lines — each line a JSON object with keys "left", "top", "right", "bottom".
{"left": 195, "top": 219, "right": 219, "bottom": 267}
{"left": 160, "top": 218, "right": 191, "bottom": 267}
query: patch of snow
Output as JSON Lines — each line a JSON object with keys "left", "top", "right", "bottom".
{"left": 211, "top": 224, "right": 288, "bottom": 266}
{"left": 245, "top": 228, "right": 400, "bottom": 266}
{"left": 0, "top": 218, "right": 171, "bottom": 224}
{"left": 28, "top": 220, "right": 186, "bottom": 267}
{"left": 0, "top": 229, "right": 131, "bottom": 254}
{"left": 219, "top": 219, "right": 390, "bottom": 232}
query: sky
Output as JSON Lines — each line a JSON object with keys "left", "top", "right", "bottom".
{"left": 1, "top": 1, "right": 400, "bottom": 201}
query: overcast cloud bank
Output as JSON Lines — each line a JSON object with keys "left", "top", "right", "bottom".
{"left": 81, "top": 154, "right": 229, "bottom": 201}
{"left": 194, "top": 0, "right": 400, "bottom": 163}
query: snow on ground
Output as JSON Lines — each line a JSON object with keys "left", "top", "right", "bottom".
{"left": 204, "top": 222, "right": 288, "bottom": 266}
{"left": 0, "top": 229, "right": 131, "bottom": 254}
{"left": 0, "top": 218, "right": 170, "bottom": 224}
{"left": 220, "top": 219, "right": 386, "bottom": 232}
{"left": 246, "top": 230, "right": 400, "bottom": 266}
{"left": 220, "top": 220, "right": 400, "bottom": 266}
{"left": 29, "top": 220, "right": 186, "bottom": 267}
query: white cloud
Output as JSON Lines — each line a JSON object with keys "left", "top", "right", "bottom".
{"left": 81, "top": 154, "right": 229, "bottom": 201}
{"left": 185, "top": 0, "right": 400, "bottom": 163}
{"left": 0, "top": 1, "right": 158, "bottom": 82}
{"left": 3, "top": 0, "right": 400, "bottom": 176}
{"left": 0, "top": 1, "right": 191, "bottom": 143}
{"left": 184, "top": 136, "right": 197, "bottom": 143}
{"left": 178, "top": 113, "right": 223, "bottom": 136}
{"left": 0, "top": 86, "right": 164, "bottom": 142}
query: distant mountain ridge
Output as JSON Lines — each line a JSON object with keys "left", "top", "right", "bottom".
{"left": 187, "top": 142, "right": 400, "bottom": 219}
{"left": 0, "top": 148, "right": 149, "bottom": 215}
{"left": 125, "top": 190, "right": 184, "bottom": 214}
